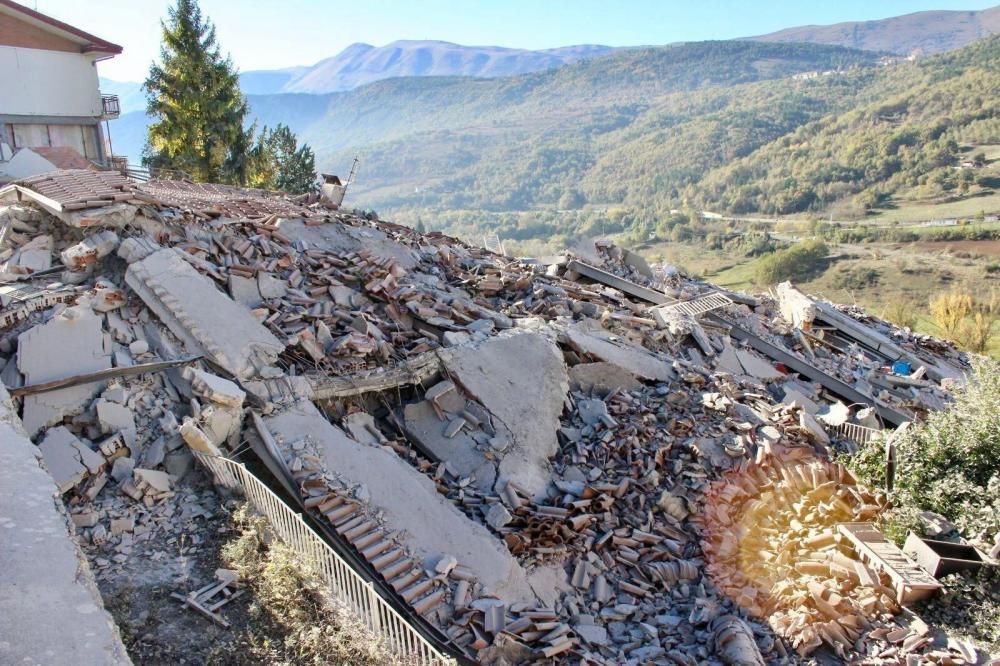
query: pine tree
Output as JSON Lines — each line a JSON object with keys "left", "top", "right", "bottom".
{"left": 144, "top": 0, "right": 247, "bottom": 183}
{"left": 270, "top": 125, "right": 317, "bottom": 194}
{"left": 245, "top": 124, "right": 317, "bottom": 194}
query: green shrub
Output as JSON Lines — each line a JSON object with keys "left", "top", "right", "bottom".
{"left": 755, "top": 240, "right": 829, "bottom": 285}
{"left": 832, "top": 266, "right": 881, "bottom": 290}
{"left": 847, "top": 358, "right": 1000, "bottom": 542}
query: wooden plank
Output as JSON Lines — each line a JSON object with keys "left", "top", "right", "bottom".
{"left": 10, "top": 355, "right": 203, "bottom": 398}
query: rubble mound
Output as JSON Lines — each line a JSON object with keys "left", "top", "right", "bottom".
{"left": 0, "top": 170, "right": 986, "bottom": 665}
{"left": 701, "top": 455, "right": 892, "bottom": 657}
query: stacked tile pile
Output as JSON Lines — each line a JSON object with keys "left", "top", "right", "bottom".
{"left": 0, "top": 169, "right": 990, "bottom": 665}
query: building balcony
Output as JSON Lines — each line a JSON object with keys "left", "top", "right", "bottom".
{"left": 100, "top": 95, "right": 120, "bottom": 120}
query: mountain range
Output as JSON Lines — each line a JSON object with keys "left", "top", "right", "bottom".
{"left": 104, "top": 6, "right": 1000, "bottom": 244}
{"left": 104, "top": 6, "right": 999, "bottom": 110}
{"left": 751, "top": 5, "right": 1000, "bottom": 55}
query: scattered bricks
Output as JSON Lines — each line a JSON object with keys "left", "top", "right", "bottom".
{"left": 71, "top": 511, "right": 100, "bottom": 528}
{"left": 110, "top": 516, "right": 134, "bottom": 535}
{"left": 60, "top": 230, "right": 119, "bottom": 271}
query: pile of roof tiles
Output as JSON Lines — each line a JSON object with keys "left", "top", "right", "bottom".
{"left": 0, "top": 169, "right": 994, "bottom": 666}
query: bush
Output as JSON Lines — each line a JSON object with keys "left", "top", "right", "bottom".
{"left": 832, "top": 266, "right": 880, "bottom": 290}
{"left": 755, "top": 240, "right": 829, "bottom": 285}
{"left": 848, "top": 358, "right": 1000, "bottom": 542}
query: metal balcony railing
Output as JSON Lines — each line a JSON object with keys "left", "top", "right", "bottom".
{"left": 101, "top": 94, "right": 120, "bottom": 119}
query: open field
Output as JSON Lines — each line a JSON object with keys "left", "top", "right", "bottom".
{"left": 867, "top": 190, "right": 1000, "bottom": 225}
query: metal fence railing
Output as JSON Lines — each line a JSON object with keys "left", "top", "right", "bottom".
{"left": 193, "top": 452, "right": 453, "bottom": 666}
{"left": 831, "top": 421, "right": 881, "bottom": 447}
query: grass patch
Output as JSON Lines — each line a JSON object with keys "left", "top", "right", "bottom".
{"left": 213, "top": 506, "right": 393, "bottom": 665}
{"left": 867, "top": 191, "right": 1000, "bottom": 225}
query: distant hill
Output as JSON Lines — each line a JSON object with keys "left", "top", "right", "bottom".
{"left": 261, "top": 40, "right": 618, "bottom": 94}
{"left": 107, "top": 32, "right": 999, "bottom": 246}
{"left": 101, "top": 40, "right": 617, "bottom": 114}
{"left": 750, "top": 6, "right": 1000, "bottom": 55}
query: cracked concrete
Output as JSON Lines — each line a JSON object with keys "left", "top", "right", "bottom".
{"left": 0, "top": 385, "right": 130, "bottom": 665}
{"left": 440, "top": 330, "right": 569, "bottom": 500}
{"left": 265, "top": 400, "right": 556, "bottom": 606}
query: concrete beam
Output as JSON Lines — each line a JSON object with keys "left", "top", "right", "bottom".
{"left": 565, "top": 260, "right": 668, "bottom": 304}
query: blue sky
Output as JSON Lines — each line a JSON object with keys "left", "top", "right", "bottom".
{"left": 30, "top": 0, "right": 1000, "bottom": 81}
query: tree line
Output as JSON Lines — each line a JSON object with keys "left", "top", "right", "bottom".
{"left": 142, "top": 0, "right": 316, "bottom": 193}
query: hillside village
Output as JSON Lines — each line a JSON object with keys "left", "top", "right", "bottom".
{"left": 1, "top": 1, "right": 1000, "bottom": 666}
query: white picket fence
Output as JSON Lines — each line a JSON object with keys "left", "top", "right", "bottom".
{"left": 194, "top": 452, "right": 453, "bottom": 666}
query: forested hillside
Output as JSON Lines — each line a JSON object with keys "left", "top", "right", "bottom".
{"left": 107, "top": 36, "right": 1000, "bottom": 245}
{"left": 297, "top": 41, "right": 883, "bottom": 211}
{"left": 692, "top": 36, "right": 1000, "bottom": 216}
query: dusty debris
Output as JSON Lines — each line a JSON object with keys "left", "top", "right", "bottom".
{"left": 0, "top": 169, "right": 982, "bottom": 665}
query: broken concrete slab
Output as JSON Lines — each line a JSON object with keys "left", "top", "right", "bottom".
{"left": 0, "top": 386, "right": 130, "bottom": 665}
{"left": 228, "top": 273, "right": 263, "bottom": 308}
{"left": 256, "top": 272, "right": 287, "bottom": 300}
{"left": 404, "top": 399, "right": 489, "bottom": 482}
{"left": 183, "top": 367, "right": 245, "bottom": 408}
{"left": 96, "top": 399, "right": 137, "bottom": 446}
{"left": 125, "top": 249, "right": 284, "bottom": 379}
{"left": 37, "top": 426, "right": 91, "bottom": 493}
{"left": 266, "top": 400, "right": 549, "bottom": 605}
{"left": 568, "top": 362, "right": 642, "bottom": 394}
{"left": 440, "top": 331, "right": 568, "bottom": 500}
{"left": 17, "top": 304, "right": 112, "bottom": 436}
{"left": 735, "top": 348, "right": 783, "bottom": 382}
{"left": 565, "top": 322, "right": 675, "bottom": 384}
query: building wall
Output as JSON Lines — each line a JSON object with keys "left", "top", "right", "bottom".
{"left": 0, "top": 10, "right": 81, "bottom": 53}
{"left": 0, "top": 45, "right": 102, "bottom": 117}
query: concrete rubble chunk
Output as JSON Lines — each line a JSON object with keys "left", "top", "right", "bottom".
{"left": 17, "top": 304, "right": 112, "bottom": 436}
{"left": 183, "top": 367, "right": 246, "bottom": 408}
{"left": 125, "top": 248, "right": 284, "bottom": 379}
{"left": 116, "top": 235, "right": 160, "bottom": 263}
{"left": 60, "top": 230, "right": 119, "bottom": 272}
{"left": 229, "top": 273, "right": 263, "bottom": 308}
{"left": 37, "top": 426, "right": 90, "bottom": 493}
{"left": 565, "top": 322, "right": 675, "bottom": 383}
{"left": 96, "top": 399, "right": 137, "bottom": 446}
{"left": 569, "top": 361, "right": 642, "bottom": 394}
{"left": 440, "top": 331, "right": 569, "bottom": 499}
{"left": 484, "top": 502, "right": 513, "bottom": 530}
{"left": 266, "top": 400, "right": 550, "bottom": 605}
{"left": 2, "top": 233, "right": 52, "bottom": 273}
{"left": 735, "top": 348, "right": 783, "bottom": 381}
{"left": 257, "top": 272, "right": 287, "bottom": 299}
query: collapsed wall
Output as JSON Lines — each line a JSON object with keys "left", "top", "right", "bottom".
{"left": 0, "top": 169, "right": 987, "bottom": 665}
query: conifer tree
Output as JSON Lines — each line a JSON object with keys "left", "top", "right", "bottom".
{"left": 245, "top": 124, "right": 317, "bottom": 194}
{"left": 144, "top": 0, "right": 247, "bottom": 183}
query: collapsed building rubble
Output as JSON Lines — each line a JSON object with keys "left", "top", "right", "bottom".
{"left": 0, "top": 168, "right": 995, "bottom": 664}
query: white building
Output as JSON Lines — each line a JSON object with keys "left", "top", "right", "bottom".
{"left": 0, "top": 0, "right": 121, "bottom": 182}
